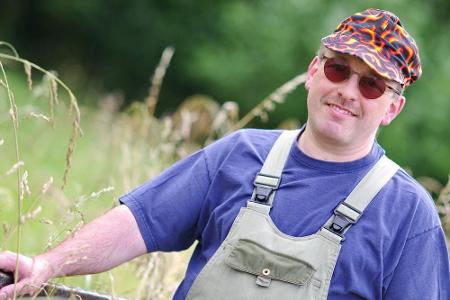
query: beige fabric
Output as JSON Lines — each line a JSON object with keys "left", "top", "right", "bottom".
{"left": 186, "top": 207, "right": 341, "bottom": 300}
{"left": 342, "top": 155, "right": 399, "bottom": 211}
{"left": 254, "top": 175, "right": 279, "bottom": 187}
{"left": 186, "top": 130, "right": 396, "bottom": 299}
{"left": 251, "top": 130, "right": 300, "bottom": 206}
{"left": 258, "top": 130, "right": 299, "bottom": 177}
{"left": 323, "top": 156, "right": 399, "bottom": 230}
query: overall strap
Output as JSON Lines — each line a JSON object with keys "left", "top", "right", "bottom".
{"left": 247, "top": 130, "right": 300, "bottom": 214}
{"left": 323, "top": 155, "right": 399, "bottom": 241}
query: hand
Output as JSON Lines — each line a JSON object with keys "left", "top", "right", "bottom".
{"left": 0, "top": 251, "right": 53, "bottom": 300}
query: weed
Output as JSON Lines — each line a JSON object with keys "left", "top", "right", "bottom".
{"left": 0, "top": 40, "right": 448, "bottom": 299}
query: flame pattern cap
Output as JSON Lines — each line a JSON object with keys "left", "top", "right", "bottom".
{"left": 321, "top": 8, "right": 421, "bottom": 87}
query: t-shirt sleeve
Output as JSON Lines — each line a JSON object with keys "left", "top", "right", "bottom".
{"left": 383, "top": 225, "right": 450, "bottom": 299}
{"left": 119, "top": 149, "right": 211, "bottom": 252}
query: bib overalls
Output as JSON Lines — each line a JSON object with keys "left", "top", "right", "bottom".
{"left": 186, "top": 130, "right": 398, "bottom": 299}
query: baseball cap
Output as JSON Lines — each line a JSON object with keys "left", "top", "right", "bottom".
{"left": 321, "top": 8, "right": 421, "bottom": 86}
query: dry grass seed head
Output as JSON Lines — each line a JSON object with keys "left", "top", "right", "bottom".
{"left": 50, "top": 77, "right": 59, "bottom": 105}
{"left": 41, "top": 176, "right": 54, "bottom": 195}
{"left": 29, "top": 112, "right": 51, "bottom": 123}
{"left": 39, "top": 218, "right": 53, "bottom": 225}
{"left": 20, "top": 206, "right": 42, "bottom": 224}
{"left": 5, "top": 160, "right": 24, "bottom": 176}
{"left": 146, "top": 46, "right": 175, "bottom": 117}
{"left": 24, "top": 62, "right": 32, "bottom": 90}
{"left": 19, "top": 170, "right": 31, "bottom": 201}
{"left": 2, "top": 223, "right": 11, "bottom": 235}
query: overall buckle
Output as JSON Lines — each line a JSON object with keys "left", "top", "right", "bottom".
{"left": 253, "top": 185, "right": 274, "bottom": 203}
{"left": 325, "top": 202, "right": 361, "bottom": 240}
{"left": 251, "top": 173, "right": 280, "bottom": 204}
{"left": 329, "top": 213, "right": 355, "bottom": 234}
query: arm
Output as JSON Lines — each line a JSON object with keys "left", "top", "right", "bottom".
{"left": 0, "top": 205, "right": 146, "bottom": 299}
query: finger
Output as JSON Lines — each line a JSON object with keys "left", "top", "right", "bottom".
{"left": 0, "top": 251, "right": 21, "bottom": 272}
{"left": 18, "top": 281, "right": 43, "bottom": 298}
{"left": 0, "top": 252, "right": 33, "bottom": 279}
{"left": 0, "top": 290, "right": 8, "bottom": 300}
{"left": 0, "top": 280, "right": 42, "bottom": 300}
{"left": 0, "top": 284, "right": 18, "bottom": 300}
{"left": 0, "top": 291, "right": 8, "bottom": 300}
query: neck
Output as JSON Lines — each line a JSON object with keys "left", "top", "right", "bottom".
{"left": 298, "top": 126, "right": 375, "bottom": 162}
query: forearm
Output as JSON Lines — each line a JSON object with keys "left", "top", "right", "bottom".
{"left": 38, "top": 205, "right": 147, "bottom": 277}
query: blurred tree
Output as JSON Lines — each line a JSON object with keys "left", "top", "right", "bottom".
{"left": 0, "top": 0, "right": 448, "bottom": 182}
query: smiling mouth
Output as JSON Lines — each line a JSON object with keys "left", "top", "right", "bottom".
{"left": 327, "top": 103, "right": 357, "bottom": 117}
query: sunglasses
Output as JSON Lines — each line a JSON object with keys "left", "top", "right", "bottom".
{"left": 322, "top": 55, "right": 402, "bottom": 99}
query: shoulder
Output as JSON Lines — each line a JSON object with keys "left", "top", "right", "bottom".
{"left": 205, "top": 129, "right": 283, "bottom": 151}
{"left": 380, "top": 169, "right": 449, "bottom": 296}
{"left": 203, "top": 129, "right": 283, "bottom": 164}
{"left": 383, "top": 165, "right": 441, "bottom": 238}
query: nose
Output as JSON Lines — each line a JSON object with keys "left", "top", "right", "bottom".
{"left": 337, "top": 73, "right": 360, "bottom": 101}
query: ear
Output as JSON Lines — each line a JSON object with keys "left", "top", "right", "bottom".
{"left": 381, "top": 95, "right": 406, "bottom": 126}
{"left": 305, "top": 56, "right": 320, "bottom": 90}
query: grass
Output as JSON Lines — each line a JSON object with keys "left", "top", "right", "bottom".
{"left": 0, "top": 46, "right": 270, "bottom": 298}
{"left": 0, "top": 44, "right": 449, "bottom": 299}
{"left": 0, "top": 85, "right": 193, "bottom": 298}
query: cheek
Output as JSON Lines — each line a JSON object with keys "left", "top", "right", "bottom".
{"left": 306, "top": 87, "right": 322, "bottom": 110}
{"left": 307, "top": 78, "right": 326, "bottom": 101}
{"left": 360, "top": 102, "right": 389, "bottom": 124}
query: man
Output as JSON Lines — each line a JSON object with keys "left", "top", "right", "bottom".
{"left": 1, "top": 8, "right": 449, "bottom": 299}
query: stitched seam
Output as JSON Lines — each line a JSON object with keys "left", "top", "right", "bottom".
{"left": 202, "top": 149, "right": 212, "bottom": 182}
{"left": 125, "top": 194, "right": 159, "bottom": 251}
{"left": 383, "top": 225, "right": 442, "bottom": 280}
{"left": 226, "top": 262, "right": 307, "bottom": 286}
{"left": 406, "top": 225, "right": 441, "bottom": 241}
{"left": 192, "top": 149, "right": 213, "bottom": 240}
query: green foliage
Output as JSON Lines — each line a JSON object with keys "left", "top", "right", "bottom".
{"left": 0, "top": 43, "right": 449, "bottom": 297}
{"left": 0, "top": 1, "right": 448, "bottom": 180}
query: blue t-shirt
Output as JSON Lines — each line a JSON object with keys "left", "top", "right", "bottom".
{"left": 120, "top": 129, "right": 450, "bottom": 299}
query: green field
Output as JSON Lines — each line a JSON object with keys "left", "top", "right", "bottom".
{"left": 1, "top": 59, "right": 449, "bottom": 299}
{"left": 0, "top": 65, "right": 200, "bottom": 298}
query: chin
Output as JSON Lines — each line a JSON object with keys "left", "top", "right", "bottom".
{"left": 316, "top": 121, "right": 352, "bottom": 144}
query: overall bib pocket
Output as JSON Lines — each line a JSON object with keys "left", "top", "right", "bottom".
{"left": 225, "top": 238, "right": 316, "bottom": 287}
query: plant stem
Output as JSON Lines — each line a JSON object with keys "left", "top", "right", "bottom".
{"left": 145, "top": 47, "right": 175, "bottom": 117}
{"left": 0, "top": 53, "right": 82, "bottom": 189}
{"left": 0, "top": 60, "right": 22, "bottom": 300}
{"left": 228, "top": 72, "right": 307, "bottom": 133}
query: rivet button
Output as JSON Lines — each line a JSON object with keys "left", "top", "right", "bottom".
{"left": 262, "top": 268, "right": 271, "bottom": 276}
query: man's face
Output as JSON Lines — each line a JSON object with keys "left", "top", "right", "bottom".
{"left": 304, "top": 50, "right": 405, "bottom": 149}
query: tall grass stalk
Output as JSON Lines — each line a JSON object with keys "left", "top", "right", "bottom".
{"left": 145, "top": 47, "right": 175, "bottom": 117}
{"left": 228, "top": 72, "right": 307, "bottom": 132}
{"left": 0, "top": 59, "right": 22, "bottom": 300}
{"left": 0, "top": 51, "right": 82, "bottom": 189}
{"left": 1, "top": 42, "right": 82, "bottom": 299}
{"left": 1, "top": 40, "right": 448, "bottom": 299}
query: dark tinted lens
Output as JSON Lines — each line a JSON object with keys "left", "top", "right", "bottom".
{"left": 324, "top": 58, "right": 350, "bottom": 82}
{"left": 359, "top": 76, "right": 386, "bottom": 99}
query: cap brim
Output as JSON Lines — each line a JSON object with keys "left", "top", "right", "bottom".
{"left": 322, "top": 34, "right": 404, "bottom": 85}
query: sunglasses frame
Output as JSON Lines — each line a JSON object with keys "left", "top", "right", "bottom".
{"left": 320, "top": 55, "right": 402, "bottom": 99}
